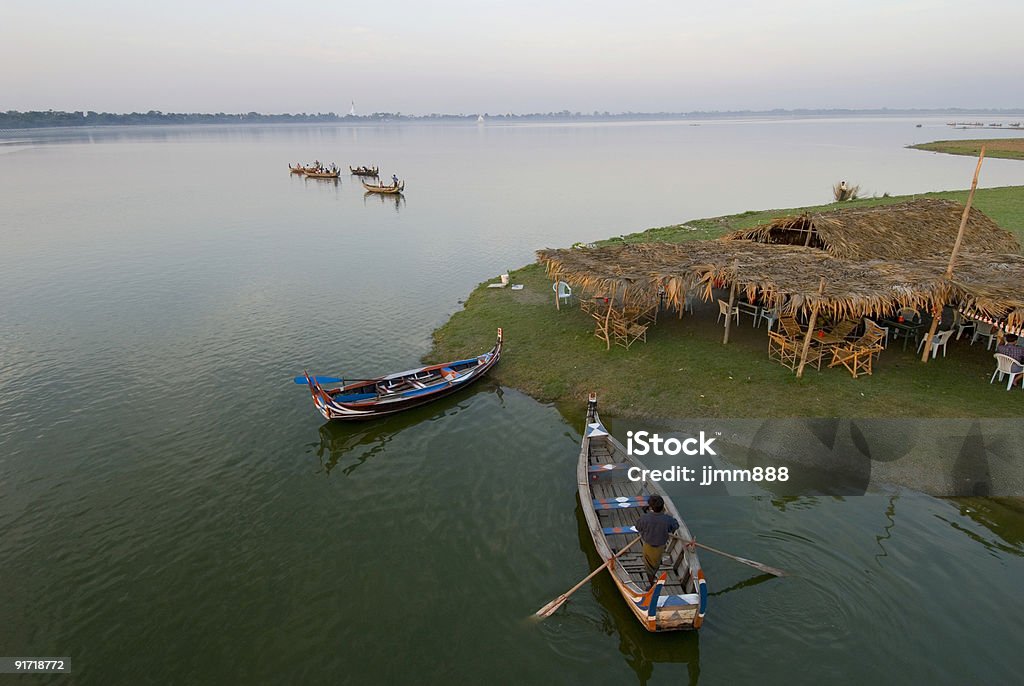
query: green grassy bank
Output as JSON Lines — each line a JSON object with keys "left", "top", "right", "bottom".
{"left": 909, "top": 138, "right": 1024, "bottom": 161}
{"left": 428, "top": 186, "right": 1024, "bottom": 419}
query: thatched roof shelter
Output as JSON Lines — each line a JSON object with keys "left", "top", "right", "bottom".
{"left": 538, "top": 241, "right": 1024, "bottom": 329}
{"left": 723, "top": 198, "right": 1020, "bottom": 260}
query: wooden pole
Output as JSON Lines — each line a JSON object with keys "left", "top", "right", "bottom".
{"left": 797, "top": 278, "right": 827, "bottom": 378}
{"left": 920, "top": 146, "right": 986, "bottom": 362}
{"left": 722, "top": 261, "right": 740, "bottom": 345}
{"left": 554, "top": 281, "right": 560, "bottom": 310}
{"left": 604, "top": 282, "right": 617, "bottom": 350}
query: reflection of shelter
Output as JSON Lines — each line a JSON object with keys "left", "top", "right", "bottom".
{"left": 538, "top": 199, "right": 1024, "bottom": 376}
{"left": 724, "top": 199, "right": 1019, "bottom": 260}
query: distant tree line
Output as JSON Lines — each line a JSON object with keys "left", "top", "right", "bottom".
{"left": 3, "top": 107, "right": 1023, "bottom": 130}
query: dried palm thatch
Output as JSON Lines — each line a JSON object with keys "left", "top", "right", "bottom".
{"left": 537, "top": 241, "right": 1024, "bottom": 329}
{"left": 724, "top": 198, "right": 1020, "bottom": 260}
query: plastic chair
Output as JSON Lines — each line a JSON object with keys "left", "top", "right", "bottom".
{"left": 952, "top": 311, "right": 975, "bottom": 340}
{"left": 717, "top": 299, "right": 739, "bottom": 326}
{"left": 896, "top": 307, "right": 921, "bottom": 323}
{"left": 683, "top": 294, "right": 695, "bottom": 314}
{"left": 917, "top": 329, "right": 954, "bottom": 358}
{"left": 971, "top": 322, "right": 998, "bottom": 350}
{"left": 553, "top": 281, "right": 572, "bottom": 305}
{"left": 991, "top": 353, "right": 1024, "bottom": 390}
{"left": 757, "top": 307, "right": 780, "bottom": 330}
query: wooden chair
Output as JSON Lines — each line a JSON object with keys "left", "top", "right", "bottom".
{"left": 767, "top": 330, "right": 798, "bottom": 369}
{"left": 829, "top": 329, "right": 885, "bottom": 378}
{"left": 768, "top": 316, "right": 805, "bottom": 370}
{"left": 611, "top": 318, "right": 648, "bottom": 349}
{"left": 864, "top": 318, "right": 890, "bottom": 348}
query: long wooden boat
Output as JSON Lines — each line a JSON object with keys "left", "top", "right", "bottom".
{"left": 349, "top": 165, "right": 379, "bottom": 176}
{"left": 578, "top": 393, "right": 707, "bottom": 631}
{"left": 305, "top": 169, "right": 340, "bottom": 179}
{"left": 362, "top": 180, "right": 404, "bottom": 194}
{"left": 303, "top": 329, "right": 502, "bottom": 420}
{"left": 289, "top": 164, "right": 306, "bottom": 174}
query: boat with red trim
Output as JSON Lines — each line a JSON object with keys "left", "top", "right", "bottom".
{"left": 302, "top": 329, "right": 502, "bottom": 420}
{"left": 577, "top": 393, "right": 707, "bottom": 631}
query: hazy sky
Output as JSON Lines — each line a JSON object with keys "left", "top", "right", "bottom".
{"left": 3, "top": 1, "right": 1021, "bottom": 114}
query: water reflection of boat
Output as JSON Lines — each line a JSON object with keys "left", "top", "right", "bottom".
{"left": 577, "top": 394, "right": 707, "bottom": 632}
{"left": 363, "top": 190, "right": 405, "bottom": 211}
{"left": 314, "top": 382, "right": 499, "bottom": 475}
{"left": 574, "top": 501, "right": 701, "bottom": 685}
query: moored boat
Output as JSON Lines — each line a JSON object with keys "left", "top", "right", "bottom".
{"left": 349, "top": 165, "right": 379, "bottom": 176}
{"left": 362, "top": 179, "right": 405, "bottom": 194}
{"left": 289, "top": 164, "right": 306, "bottom": 174}
{"left": 302, "top": 329, "right": 502, "bottom": 420}
{"left": 305, "top": 169, "right": 340, "bottom": 179}
{"left": 577, "top": 393, "right": 707, "bottom": 631}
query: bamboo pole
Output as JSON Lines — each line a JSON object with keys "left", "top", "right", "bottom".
{"left": 603, "top": 282, "right": 617, "bottom": 350}
{"left": 920, "top": 146, "right": 986, "bottom": 362}
{"left": 797, "top": 278, "right": 827, "bottom": 378}
{"left": 722, "top": 261, "right": 740, "bottom": 345}
{"left": 554, "top": 280, "right": 560, "bottom": 310}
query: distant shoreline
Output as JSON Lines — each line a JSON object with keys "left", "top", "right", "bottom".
{"left": 909, "top": 138, "right": 1024, "bottom": 161}
{"left": 4, "top": 107, "right": 1024, "bottom": 130}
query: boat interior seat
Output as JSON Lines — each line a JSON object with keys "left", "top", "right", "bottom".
{"left": 594, "top": 496, "right": 649, "bottom": 511}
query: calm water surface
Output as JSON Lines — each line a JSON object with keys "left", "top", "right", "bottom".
{"left": 1, "top": 118, "right": 1023, "bottom": 684}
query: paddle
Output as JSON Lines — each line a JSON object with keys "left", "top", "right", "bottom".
{"left": 672, "top": 533, "right": 786, "bottom": 577}
{"left": 533, "top": 536, "right": 642, "bottom": 619}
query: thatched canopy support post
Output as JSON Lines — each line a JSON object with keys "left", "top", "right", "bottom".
{"left": 920, "top": 146, "right": 985, "bottom": 363}
{"left": 603, "top": 282, "right": 617, "bottom": 351}
{"left": 722, "top": 262, "right": 740, "bottom": 345}
{"left": 796, "top": 278, "right": 827, "bottom": 378}
{"left": 554, "top": 279, "right": 560, "bottom": 311}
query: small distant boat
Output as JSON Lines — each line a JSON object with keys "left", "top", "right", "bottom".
{"left": 289, "top": 164, "right": 307, "bottom": 174}
{"left": 577, "top": 393, "right": 707, "bottom": 631}
{"left": 349, "top": 165, "right": 379, "bottom": 177}
{"left": 915, "top": 124, "right": 922, "bottom": 128}
{"left": 301, "top": 329, "right": 502, "bottom": 420}
{"left": 1010, "top": 122, "right": 1021, "bottom": 128}
{"left": 363, "top": 179, "right": 405, "bottom": 194}
{"left": 305, "top": 169, "right": 340, "bottom": 179}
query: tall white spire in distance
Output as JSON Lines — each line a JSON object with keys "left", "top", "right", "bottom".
{"left": 349, "top": 100, "right": 356, "bottom": 116}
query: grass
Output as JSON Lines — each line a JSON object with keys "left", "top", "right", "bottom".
{"left": 908, "top": 138, "right": 1024, "bottom": 161}
{"left": 427, "top": 186, "right": 1024, "bottom": 419}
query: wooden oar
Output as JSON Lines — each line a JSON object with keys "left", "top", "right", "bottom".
{"left": 672, "top": 534, "right": 786, "bottom": 577}
{"left": 534, "top": 536, "right": 642, "bottom": 619}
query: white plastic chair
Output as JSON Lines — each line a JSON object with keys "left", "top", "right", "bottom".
{"left": 553, "top": 281, "right": 572, "bottom": 305}
{"left": 991, "top": 353, "right": 1024, "bottom": 390}
{"left": 953, "top": 311, "right": 975, "bottom": 340}
{"left": 757, "top": 307, "right": 780, "bottom": 329}
{"left": 864, "top": 318, "right": 890, "bottom": 348}
{"left": 971, "top": 322, "right": 998, "bottom": 350}
{"left": 717, "top": 299, "right": 739, "bottom": 326}
{"left": 896, "top": 307, "right": 921, "bottom": 323}
{"left": 683, "top": 294, "right": 695, "bottom": 314}
{"left": 917, "top": 329, "right": 954, "bottom": 358}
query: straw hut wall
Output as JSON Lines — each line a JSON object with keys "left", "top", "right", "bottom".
{"left": 724, "top": 199, "right": 1020, "bottom": 260}
{"left": 538, "top": 241, "right": 1024, "bottom": 329}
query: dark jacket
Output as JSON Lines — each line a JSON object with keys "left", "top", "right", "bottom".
{"left": 637, "top": 511, "right": 679, "bottom": 547}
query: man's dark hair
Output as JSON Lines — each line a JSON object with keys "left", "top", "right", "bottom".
{"left": 1007, "top": 334, "right": 1019, "bottom": 344}
{"left": 648, "top": 494, "right": 665, "bottom": 512}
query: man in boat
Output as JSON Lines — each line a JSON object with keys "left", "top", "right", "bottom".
{"left": 637, "top": 494, "right": 679, "bottom": 586}
{"left": 392, "top": 174, "right": 399, "bottom": 187}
